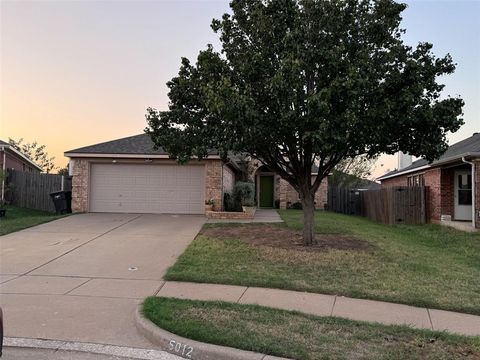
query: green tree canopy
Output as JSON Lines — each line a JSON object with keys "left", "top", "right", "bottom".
{"left": 146, "top": 0, "right": 463, "bottom": 244}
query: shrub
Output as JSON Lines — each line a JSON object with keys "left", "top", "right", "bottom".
{"left": 224, "top": 192, "right": 242, "bottom": 212}
{"left": 233, "top": 182, "right": 255, "bottom": 207}
{"left": 288, "top": 201, "right": 303, "bottom": 210}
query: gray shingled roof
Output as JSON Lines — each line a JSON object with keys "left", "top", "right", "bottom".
{"left": 0, "top": 139, "right": 9, "bottom": 146}
{"left": 378, "top": 132, "right": 480, "bottom": 179}
{"left": 65, "top": 134, "right": 219, "bottom": 156}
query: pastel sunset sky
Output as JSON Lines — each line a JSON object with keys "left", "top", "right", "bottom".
{"left": 1, "top": 0, "right": 479, "bottom": 177}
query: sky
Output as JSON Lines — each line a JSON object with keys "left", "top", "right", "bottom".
{"left": 1, "top": 0, "right": 479, "bottom": 177}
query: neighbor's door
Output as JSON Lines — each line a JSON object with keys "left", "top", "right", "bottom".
{"left": 259, "top": 176, "right": 274, "bottom": 208}
{"left": 454, "top": 170, "right": 472, "bottom": 221}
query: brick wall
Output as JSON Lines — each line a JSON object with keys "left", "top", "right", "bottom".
{"left": 424, "top": 168, "right": 442, "bottom": 222}
{"left": 222, "top": 165, "right": 235, "bottom": 194}
{"left": 278, "top": 176, "right": 328, "bottom": 209}
{"left": 205, "top": 160, "right": 224, "bottom": 211}
{"left": 380, "top": 176, "right": 407, "bottom": 187}
{"left": 440, "top": 168, "right": 454, "bottom": 219}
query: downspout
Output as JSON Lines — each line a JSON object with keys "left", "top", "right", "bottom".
{"left": 462, "top": 157, "right": 476, "bottom": 228}
{"left": 1, "top": 147, "right": 6, "bottom": 202}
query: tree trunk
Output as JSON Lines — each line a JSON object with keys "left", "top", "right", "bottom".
{"left": 301, "top": 191, "right": 316, "bottom": 246}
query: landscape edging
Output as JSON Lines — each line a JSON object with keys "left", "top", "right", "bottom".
{"left": 134, "top": 304, "right": 290, "bottom": 360}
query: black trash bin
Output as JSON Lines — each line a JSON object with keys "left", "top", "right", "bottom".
{"left": 50, "top": 191, "right": 72, "bottom": 214}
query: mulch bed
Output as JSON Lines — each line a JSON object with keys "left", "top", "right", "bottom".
{"left": 200, "top": 224, "right": 375, "bottom": 252}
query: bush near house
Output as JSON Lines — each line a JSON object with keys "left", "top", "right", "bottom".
{"left": 224, "top": 181, "right": 255, "bottom": 212}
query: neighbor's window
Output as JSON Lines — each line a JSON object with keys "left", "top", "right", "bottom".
{"left": 407, "top": 174, "right": 425, "bottom": 187}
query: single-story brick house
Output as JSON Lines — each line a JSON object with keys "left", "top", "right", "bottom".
{"left": 65, "top": 134, "right": 328, "bottom": 214}
{"left": 1, "top": 139, "right": 42, "bottom": 174}
{"left": 377, "top": 132, "right": 480, "bottom": 229}
{"left": 1, "top": 139, "right": 43, "bottom": 201}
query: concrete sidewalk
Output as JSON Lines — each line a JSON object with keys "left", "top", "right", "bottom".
{"left": 157, "top": 281, "right": 480, "bottom": 337}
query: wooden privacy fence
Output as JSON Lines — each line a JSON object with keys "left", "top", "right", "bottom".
{"left": 5, "top": 170, "right": 72, "bottom": 212}
{"left": 328, "top": 186, "right": 427, "bottom": 225}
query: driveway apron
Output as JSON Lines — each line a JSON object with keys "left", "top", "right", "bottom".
{"left": 0, "top": 213, "right": 205, "bottom": 347}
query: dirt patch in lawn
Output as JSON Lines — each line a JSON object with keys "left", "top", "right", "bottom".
{"left": 200, "top": 224, "right": 375, "bottom": 252}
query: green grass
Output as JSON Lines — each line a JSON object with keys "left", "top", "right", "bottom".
{"left": 0, "top": 206, "right": 65, "bottom": 236}
{"left": 166, "top": 210, "right": 480, "bottom": 315}
{"left": 143, "top": 297, "right": 480, "bottom": 360}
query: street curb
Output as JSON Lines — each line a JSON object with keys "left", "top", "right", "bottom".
{"left": 134, "top": 304, "right": 291, "bottom": 360}
{"left": 3, "top": 337, "right": 182, "bottom": 360}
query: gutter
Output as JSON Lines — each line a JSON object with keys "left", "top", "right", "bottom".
{"left": 64, "top": 152, "right": 222, "bottom": 160}
{"left": 461, "top": 157, "right": 476, "bottom": 229}
{"left": 1, "top": 146, "right": 5, "bottom": 201}
{"left": 376, "top": 165, "right": 431, "bottom": 181}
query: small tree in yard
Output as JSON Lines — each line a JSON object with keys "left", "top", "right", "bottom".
{"left": 146, "top": 0, "right": 463, "bottom": 245}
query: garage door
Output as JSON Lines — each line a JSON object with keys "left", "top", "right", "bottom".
{"left": 89, "top": 163, "right": 205, "bottom": 214}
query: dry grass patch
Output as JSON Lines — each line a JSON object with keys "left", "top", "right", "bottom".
{"left": 200, "top": 223, "right": 375, "bottom": 252}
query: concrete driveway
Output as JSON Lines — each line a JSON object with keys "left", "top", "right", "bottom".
{"left": 0, "top": 213, "right": 205, "bottom": 347}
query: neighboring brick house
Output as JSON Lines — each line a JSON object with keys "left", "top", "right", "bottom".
{"left": 0, "top": 140, "right": 42, "bottom": 174}
{"left": 1, "top": 139, "right": 43, "bottom": 201}
{"left": 377, "top": 133, "right": 480, "bottom": 229}
{"left": 64, "top": 134, "right": 328, "bottom": 214}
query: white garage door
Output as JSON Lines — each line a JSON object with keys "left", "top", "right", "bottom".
{"left": 90, "top": 163, "right": 205, "bottom": 214}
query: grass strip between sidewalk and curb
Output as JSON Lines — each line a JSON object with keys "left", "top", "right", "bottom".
{"left": 165, "top": 210, "right": 480, "bottom": 315}
{"left": 143, "top": 297, "right": 480, "bottom": 360}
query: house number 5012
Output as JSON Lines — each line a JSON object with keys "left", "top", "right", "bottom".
{"left": 168, "top": 339, "right": 193, "bottom": 358}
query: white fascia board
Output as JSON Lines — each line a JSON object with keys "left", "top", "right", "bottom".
{"left": 376, "top": 165, "right": 431, "bottom": 181}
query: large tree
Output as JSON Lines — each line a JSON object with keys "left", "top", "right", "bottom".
{"left": 146, "top": 0, "right": 463, "bottom": 245}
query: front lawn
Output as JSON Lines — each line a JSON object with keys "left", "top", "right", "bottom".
{"left": 143, "top": 297, "right": 480, "bottom": 360}
{"left": 0, "top": 206, "right": 65, "bottom": 236}
{"left": 166, "top": 210, "right": 480, "bottom": 315}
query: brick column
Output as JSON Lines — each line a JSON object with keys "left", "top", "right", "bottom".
{"left": 424, "top": 168, "right": 441, "bottom": 222}
{"left": 205, "top": 160, "right": 223, "bottom": 211}
{"left": 440, "top": 168, "right": 454, "bottom": 219}
{"left": 71, "top": 159, "right": 89, "bottom": 213}
{"left": 278, "top": 178, "right": 288, "bottom": 209}
{"left": 314, "top": 177, "right": 328, "bottom": 210}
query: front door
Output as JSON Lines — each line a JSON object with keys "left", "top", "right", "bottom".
{"left": 454, "top": 170, "right": 472, "bottom": 221}
{"left": 259, "top": 176, "right": 274, "bottom": 208}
